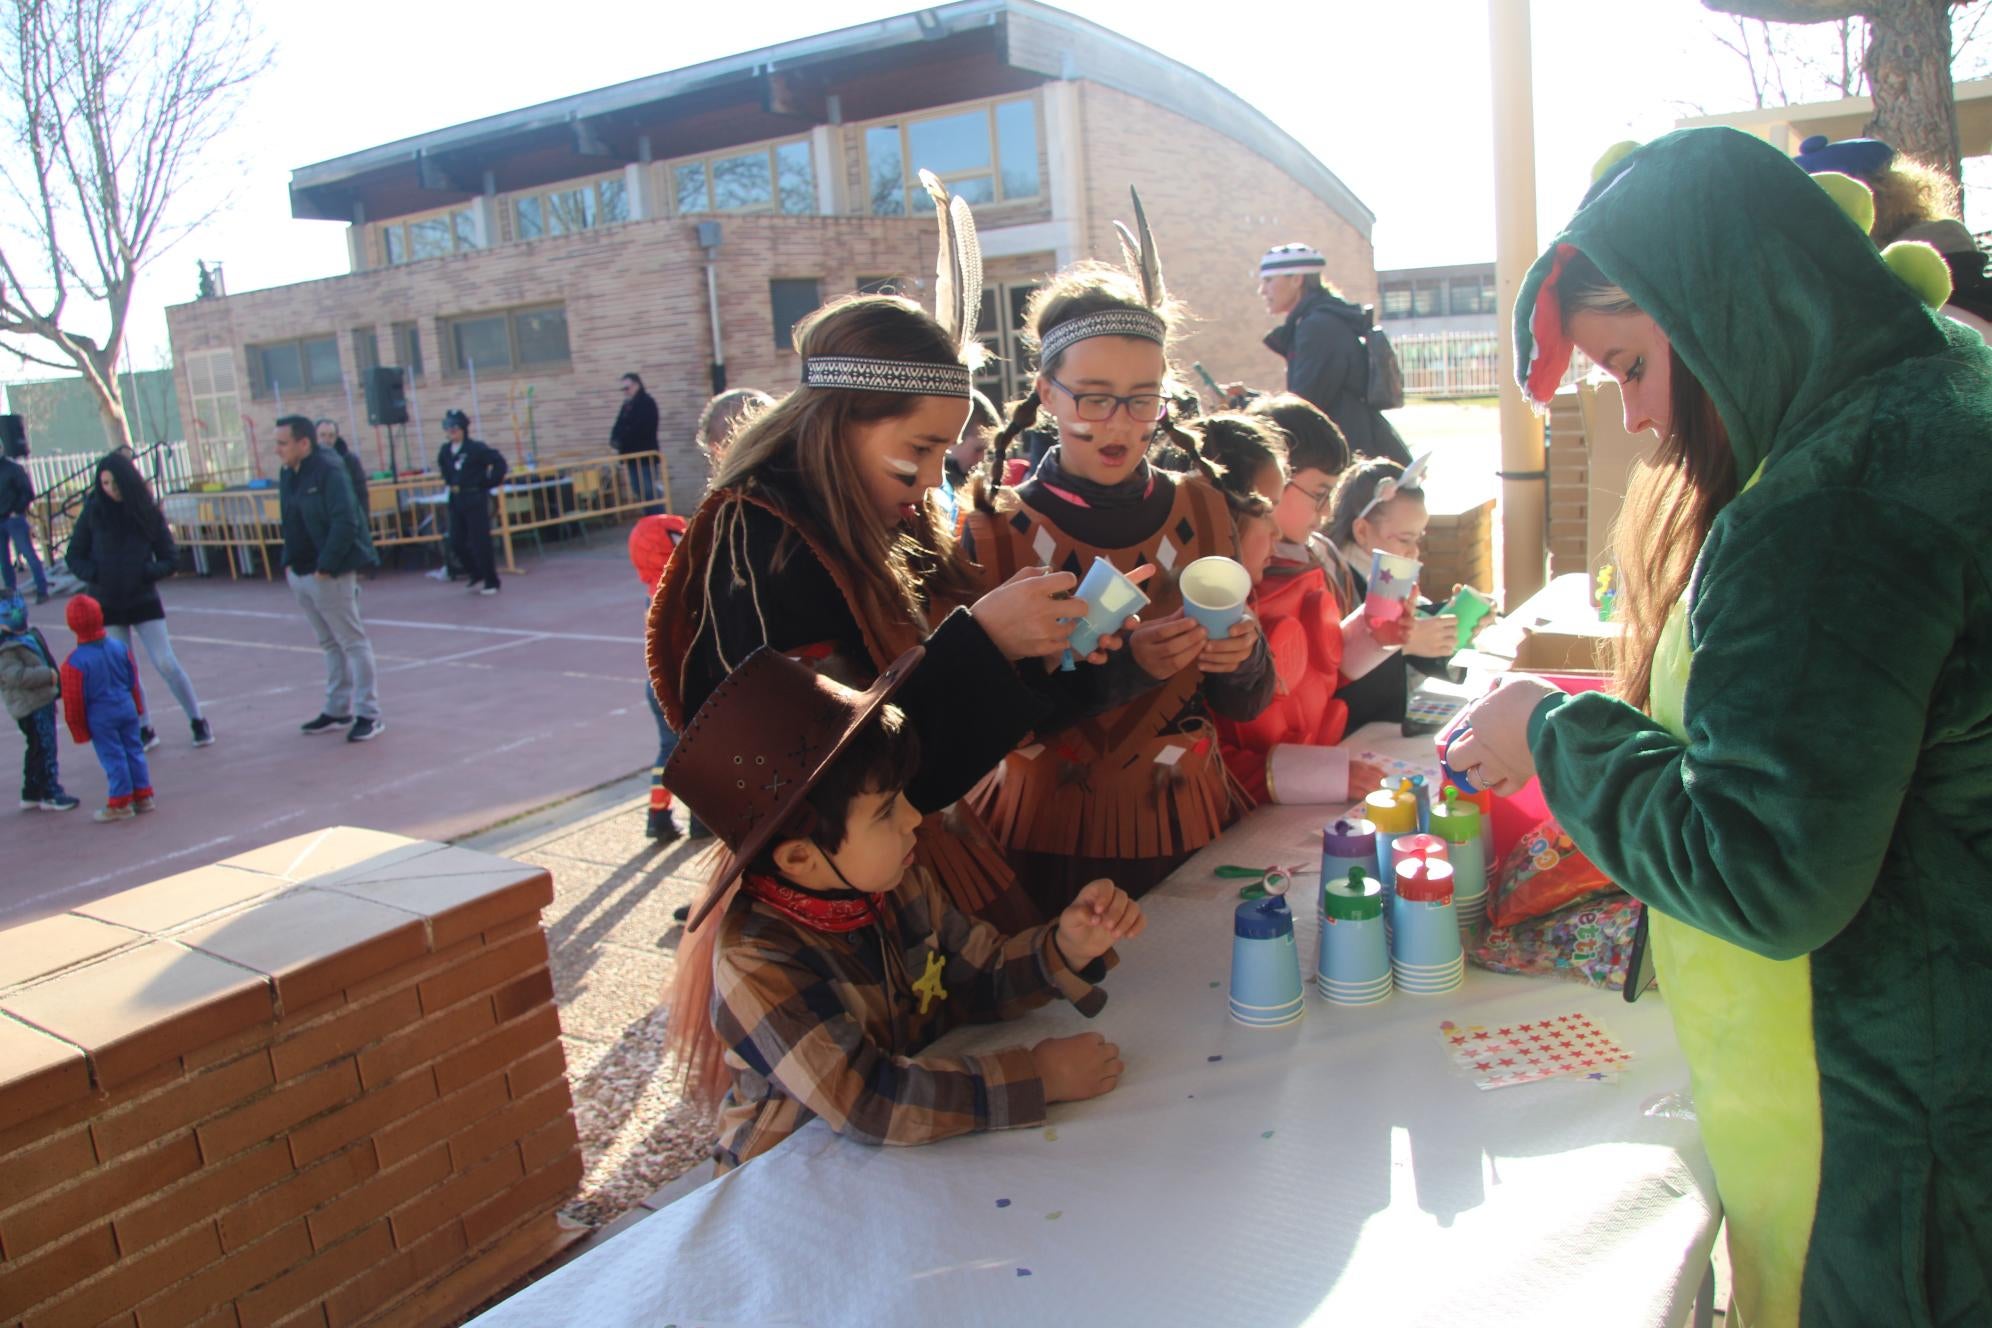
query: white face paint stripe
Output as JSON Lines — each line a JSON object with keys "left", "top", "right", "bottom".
{"left": 884, "top": 456, "right": 920, "bottom": 476}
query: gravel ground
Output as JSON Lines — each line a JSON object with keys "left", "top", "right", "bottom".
{"left": 463, "top": 777, "right": 724, "bottom": 1229}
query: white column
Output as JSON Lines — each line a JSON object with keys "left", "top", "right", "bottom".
{"left": 1489, "top": 0, "right": 1547, "bottom": 609}
{"left": 1041, "top": 82, "right": 1085, "bottom": 267}
{"left": 811, "top": 125, "right": 843, "bottom": 215}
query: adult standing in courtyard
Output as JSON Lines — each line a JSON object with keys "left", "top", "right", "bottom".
{"left": 611, "top": 372, "right": 661, "bottom": 510}
{"left": 0, "top": 439, "right": 48, "bottom": 604}
{"left": 275, "top": 415, "right": 383, "bottom": 742}
{"left": 1241, "top": 243, "right": 1409, "bottom": 465}
{"left": 64, "top": 451, "right": 213, "bottom": 750}
{"left": 316, "top": 418, "right": 371, "bottom": 513}
{"left": 438, "top": 409, "right": 507, "bottom": 595}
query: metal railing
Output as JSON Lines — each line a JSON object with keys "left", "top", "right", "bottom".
{"left": 24, "top": 440, "right": 197, "bottom": 567}
{"left": 1391, "top": 333, "right": 1594, "bottom": 400}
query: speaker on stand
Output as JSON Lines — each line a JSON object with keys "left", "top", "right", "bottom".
{"left": 364, "top": 367, "right": 408, "bottom": 477}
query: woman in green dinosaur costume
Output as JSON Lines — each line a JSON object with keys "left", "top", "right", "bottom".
{"left": 1450, "top": 127, "right": 1992, "bottom": 1326}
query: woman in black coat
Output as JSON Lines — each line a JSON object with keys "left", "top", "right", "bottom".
{"left": 64, "top": 452, "right": 213, "bottom": 748}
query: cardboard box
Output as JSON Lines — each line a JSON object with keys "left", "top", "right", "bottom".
{"left": 1511, "top": 622, "right": 1617, "bottom": 672}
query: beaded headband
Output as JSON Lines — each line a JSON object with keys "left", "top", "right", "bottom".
{"left": 800, "top": 356, "right": 972, "bottom": 398}
{"left": 1260, "top": 244, "right": 1327, "bottom": 277}
{"left": 1038, "top": 308, "right": 1167, "bottom": 365}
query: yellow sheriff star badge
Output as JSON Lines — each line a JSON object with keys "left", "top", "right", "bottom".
{"left": 911, "top": 950, "right": 949, "bottom": 1014}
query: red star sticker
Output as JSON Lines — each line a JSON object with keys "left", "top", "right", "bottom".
{"left": 1451, "top": 1036, "right": 1467, "bottom": 1045}
{"left": 1473, "top": 1031, "right": 1492, "bottom": 1040}
{"left": 1475, "top": 1061, "right": 1492, "bottom": 1071}
{"left": 1498, "top": 1027, "right": 1512, "bottom": 1035}
{"left": 1499, "top": 1058, "right": 1515, "bottom": 1066}
{"left": 1519, "top": 1023, "right": 1534, "bottom": 1031}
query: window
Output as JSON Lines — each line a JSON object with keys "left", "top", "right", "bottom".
{"left": 973, "top": 280, "right": 1039, "bottom": 404}
{"left": 392, "top": 321, "right": 425, "bottom": 380}
{"left": 248, "top": 335, "right": 340, "bottom": 398}
{"left": 769, "top": 279, "right": 822, "bottom": 351}
{"left": 1449, "top": 274, "right": 1495, "bottom": 316}
{"left": 1380, "top": 285, "right": 1414, "bottom": 319}
{"left": 863, "top": 97, "right": 1042, "bottom": 215}
{"left": 183, "top": 348, "right": 244, "bottom": 476}
{"left": 510, "top": 174, "right": 628, "bottom": 241}
{"left": 1411, "top": 281, "right": 1445, "bottom": 318}
{"left": 441, "top": 305, "right": 571, "bottom": 375}
{"left": 352, "top": 328, "right": 380, "bottom": 375}
{"left": 671, "top": 138, "right": 815, "bottom": 216}
{"left": 380, "top": 207, "right": 478, "bottom": 265}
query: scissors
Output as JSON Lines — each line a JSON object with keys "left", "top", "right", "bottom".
{"left": 1216, "top": 864, "right": 1311, "bottom": 900}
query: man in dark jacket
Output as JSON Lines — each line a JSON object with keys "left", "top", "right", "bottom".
{"left": 1253, "top": 244, "right": 1410, "bottom": 465}
{"left": 276, "top": 415, "right": 383, "bottom": 742}
{"left": 610, "top": 372, "right": 661, "bottom": 511}
{"left": 437, "top": 409, "right": 508, "bottom": 594}
{"left": 0, "top": 448, "right": 48, "bottom": 603}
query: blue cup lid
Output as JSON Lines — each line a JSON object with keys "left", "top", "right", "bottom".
{"left": 1322, "top": 817, "right": 1376, "bottom": 856}
{"left": 1234, "top": 895, "right": 1295, "bottom": 939}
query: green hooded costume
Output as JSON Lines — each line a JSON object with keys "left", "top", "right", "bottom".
{"left": 1513, "top": 128, "right": 1992, "bottom": 1326}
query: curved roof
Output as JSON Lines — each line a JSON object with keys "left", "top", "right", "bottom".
{"left": 290, "top": 0, "right": 1372, "bottom": 236}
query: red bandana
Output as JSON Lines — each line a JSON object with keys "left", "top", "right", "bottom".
{"left": 742, "top": 874, "right": 883, "bottom": 934}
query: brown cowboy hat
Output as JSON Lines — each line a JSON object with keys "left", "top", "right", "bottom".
{"left": 666, "top": 643, "right": 926, "bottom": 931}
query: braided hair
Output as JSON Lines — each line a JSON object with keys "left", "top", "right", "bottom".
{"left": 978, "top": 262, "right": 1219, "bottom": 508}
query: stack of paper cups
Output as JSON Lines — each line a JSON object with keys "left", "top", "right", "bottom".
{"left": 1430, "top": 786, "right": 1487, "bottom": 929}
{"left": 1409, "top": 774, "right": 1433, "bottom": 833}
{"left": 1385, "top": 831, "right": 1446, "bottom": 943}
{"left": 1230, "top": 896, "right": 1304, "bottom": 1027}
{"left": 1317, "top": 867, "right": 1390, "bottom": 1006}
{"left": 1320, "top": 818, "right": 1378, "bottom": 893}
{"left": 1390, "top": 858, "right": 1464, "bottom": 994}
{"left": 1365, "top": 780, "right": 1419, "bottom": 885}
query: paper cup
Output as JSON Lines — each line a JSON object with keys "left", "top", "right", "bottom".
{"left": 1180, "top": 556, "right": 1251, "bottom": 637}
{"left": 1066, "top": 556, "right": 1151, "bottom": 659}
{"left": 1230, "top": 897, "right": 1303, "bottom": 1012}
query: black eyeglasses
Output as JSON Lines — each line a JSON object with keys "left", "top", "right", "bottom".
{"left": 1045, "top": 373, "right": 1169, "bottom": 424}
{"left": 1286, "top": 479, "right": 1334, "bottom": 513}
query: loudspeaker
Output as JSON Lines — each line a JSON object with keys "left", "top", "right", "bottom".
{"left": 0, "top": 415, "right": 24, "bottom": 458}
{"left": 364, "top": 366, "right": 408, "bottom": 426}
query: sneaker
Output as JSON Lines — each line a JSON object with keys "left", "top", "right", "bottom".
{"left": 34, "top": 590, "right": 48, "bottom": 605}
{"left": 139, "top": 725, "right": 160, "bottom": 752}
{"left": 301, "top": 713, "right": 352, "bottom": 735}
{"left": 347, "top": 717, "right": 385, "bottom": 742}
{"left": 133, "top": 795, "right": 156, "bottom": 814}
{"left": 94, "top": 804, "right": 136, "bottom": 822}
{"left": 21, "top": 794, "right": 80, "bottom": 811}
{"left": 479, "top": 585, "right": 499, "bottom": 596}
{"left": 646, "top": 808, "right": 682, "bottom": 843}
{"left": 465, "top": 580, "right": 484, "bottom": 592}
{"left": 191, "top": 718, "right": 215, "bottom": 748}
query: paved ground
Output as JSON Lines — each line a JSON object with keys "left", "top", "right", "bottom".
{"left": 3, "top": 527, "right": 662, "bottom": 928}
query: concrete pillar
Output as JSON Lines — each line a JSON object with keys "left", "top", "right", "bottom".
{"left": 1489, "top": 0, "right": 1547, "bottom": 609}
{"left": 811, "top": 124, "right": 844, "bottom": 215}
{"left": 1041, "top": 81, "right": 1085, "bottom": 267}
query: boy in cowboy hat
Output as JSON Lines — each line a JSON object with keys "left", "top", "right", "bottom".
{"left": 667, "top": 643, "right": 1144, "bottom": 1172}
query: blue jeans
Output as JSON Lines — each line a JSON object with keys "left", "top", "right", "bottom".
{"left": 1, "top": 515, "right": 47, "bottom": 597}
{"left": 647, "top": 680, "right": 704, "bottom": 835}
{"left": 18, "top": 705, "right": 64, "bottom": 801}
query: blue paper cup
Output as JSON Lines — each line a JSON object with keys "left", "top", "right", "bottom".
{"left": 1317, "top": 913, "right": 1390, "bottom": 991}
{"left": 1389, "top": 891, "right": 1464, "bottom": 969}
{"left": 1231, "top": 897, "right": 1304, "bottom": 1013}
{"left": 1066, "top": 556, "right": 1151, "bottom": 659}
{"left": 1179, "top": 556, "right": 1251, "bottom": 638}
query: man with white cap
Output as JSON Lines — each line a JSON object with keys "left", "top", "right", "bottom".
{"left": 1237, "top": 243, "right": 1410, "bottom": 465}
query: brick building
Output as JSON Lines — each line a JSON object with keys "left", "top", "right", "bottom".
{"left": 165, "top": 0, "right": 1375, "bottom": 503}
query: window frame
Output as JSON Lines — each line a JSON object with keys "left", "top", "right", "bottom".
{"left": 667, "top": 136, "right": 816, "bottom": 217}
{"left": 509, "top": 172, "right": 630, "bottom": 242}
{"left": 246, "top": 334, "right": 342, "bottom": 399}
{"left": 859, "top": 95, "right": 1044, "bottom": 217}
{"left": 438, "top": 303, "right": 572, "bottom": 378}
{"left": 768, "top": 278, "right": 823, "bottom": 352}
{"left": 391, "top": 321, "right": 425, "bottom": 382}
{"left": 378, "top": 205, "right": 480, "bottom": 266}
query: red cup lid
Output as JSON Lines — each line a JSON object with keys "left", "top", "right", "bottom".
{"left": 1395, "top": 857, "right": 1455, "bottom": 902}
{"left": 1390, "top": 833, "right": 1448, "bottom": 866}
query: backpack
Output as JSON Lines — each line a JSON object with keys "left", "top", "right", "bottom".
{"left": 1359, "top": 307, "right": 1405, "bottom": 410}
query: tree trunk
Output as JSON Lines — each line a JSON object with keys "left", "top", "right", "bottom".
{"left": 1863, "top": 0, "right": 1962, "bottom": 181}
{"left": 77, "top": 345, "right": 134, "bottom": 453}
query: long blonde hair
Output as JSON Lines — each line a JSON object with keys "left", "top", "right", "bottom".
{"left": 1560, "top": 252, "right": 1737, "bottom": 709}
{"left": 713, "top": 294, "right": 981, "bottom": 631}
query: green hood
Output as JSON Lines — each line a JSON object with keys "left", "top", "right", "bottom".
{"left": 1514, "top": 126, "right": 1946, "bottom": 477}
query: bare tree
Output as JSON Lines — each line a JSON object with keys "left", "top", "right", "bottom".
{"left": 1706, "top": 0, "right": 1977, "bottom": 182}
{"left": 0, "top": 0, "right": 264, "bottom": 449}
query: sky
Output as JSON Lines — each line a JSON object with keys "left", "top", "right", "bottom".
{"left": 3, "top": 0, "right": 1987, "bottom": 384}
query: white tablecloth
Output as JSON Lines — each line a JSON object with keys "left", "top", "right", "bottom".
{"left": 474, "top": 728, "right": 1718, "bottom": 1328}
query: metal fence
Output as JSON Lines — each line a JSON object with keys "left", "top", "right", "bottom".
{"left": 1391, "top": 332, "right": 1592, "bottom": 399}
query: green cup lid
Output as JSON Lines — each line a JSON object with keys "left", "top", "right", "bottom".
{"left": 1430, "top": 787, "right": 1482, "bottom": 842}
{"left": 1322, "top": 867, "right": 1384, "bottom": 921}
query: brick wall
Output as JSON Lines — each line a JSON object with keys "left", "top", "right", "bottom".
{"left": 167, "top": 214, "right": 934, "bottom": 507}
{"left": 1074, "top": 83, "right": 1376, "bottom": 393}
{"left": 1547, "top": 389, "right": 1589, "bottom": 576}
{"left": 1423, "top": 499, "right": 1496, "bottom": 599}
{"left": 0, "top": 828, "right": 581, "bottom": 1328}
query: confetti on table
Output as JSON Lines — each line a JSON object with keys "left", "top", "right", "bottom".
{"left": 1208, "top": 981, "right": 1220, "bottom": 988}
{"left": 1017, "top": 1268, "right": 1033, "bottom": 1277}
{"left": 995, "top": 1198, "right": 1011, "bottom": 1208}
{"left": 1045, "top": 1211, "right": 1063, "bottom": 1221}
{"left": 1437, "top": 1011, "right": 1633, "bottom": 1090}
{"left": 1261, "top": 1130, "right": 1276, "bottom": 1139}
{"left": 1207, "top": 1055, "right": 1223, "bottom": 1063}
{"left": 1043, "top": 1127, "right": 1059, "bottom": 1141}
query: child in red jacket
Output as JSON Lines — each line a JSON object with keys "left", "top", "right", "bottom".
{"left": 60, "top": 595, "right": 153, "bottom": 822}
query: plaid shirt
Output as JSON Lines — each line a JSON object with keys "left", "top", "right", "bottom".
{"left": 711, "top": 865, "right": 1115, "bottom": 1171}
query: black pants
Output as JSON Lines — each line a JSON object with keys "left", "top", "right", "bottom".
{"left": 450, "top": 490, "right": 499, "bottom": 589}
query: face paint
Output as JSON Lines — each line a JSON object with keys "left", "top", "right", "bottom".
{"left": 884, "top": 455, "right": 920, "bottom": 488}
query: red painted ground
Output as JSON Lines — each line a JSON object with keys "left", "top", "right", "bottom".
{"left": 3, "top": 530, "right": 660, "bottom": 927}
